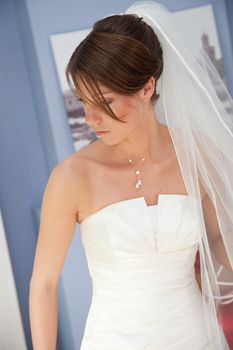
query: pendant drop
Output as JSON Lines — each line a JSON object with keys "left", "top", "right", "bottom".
{"left": 135, "top": 179, "right": 142, "bottom": 189}
{"left": 128, "top": 156, "right": 146, "bottom": 189}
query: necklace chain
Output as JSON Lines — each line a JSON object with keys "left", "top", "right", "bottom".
{"left": 126, "top": 146, "right": 150, "bottom": 189}
{"left": 113, "top": 144, "right": 150, "bottom": 189}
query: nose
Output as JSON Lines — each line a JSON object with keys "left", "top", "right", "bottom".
{"left": 83, "top": 103, "right": 102, "bottom": 127}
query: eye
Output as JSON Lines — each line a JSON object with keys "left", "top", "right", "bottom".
{"left": 77, "top": 97, "right": 83, "bottom": 103}
{"left": 105, "top": 99, "right": 113, "bottom": 105}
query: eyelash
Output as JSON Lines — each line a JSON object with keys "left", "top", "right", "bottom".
{"left": 102, "top": 99, "right": 112, "bottom": 106}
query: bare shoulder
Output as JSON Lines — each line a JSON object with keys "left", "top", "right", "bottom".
{"left": 47, "top": 139, "right": 104, "bottom": 210}
{"left": 53, "top": 139, "right": 102, "bottom": 180}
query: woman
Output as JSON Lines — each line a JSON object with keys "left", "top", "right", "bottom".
{"left": 29, "top": 2, "right": 233, "bottom": 349}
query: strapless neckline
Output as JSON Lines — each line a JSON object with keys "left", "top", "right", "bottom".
{"left": 79, "top": 194, "right": 189, "bottom": 226}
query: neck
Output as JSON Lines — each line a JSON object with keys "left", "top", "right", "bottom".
{"left": 110, "top": 109, "right": 168, "bottom": 164}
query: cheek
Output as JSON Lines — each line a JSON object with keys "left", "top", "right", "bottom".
{"left": 110, "top": 106, "right": 143, "bottom": 140}
{"left": 111, "top": 99, "right": 141, "bottom": 124}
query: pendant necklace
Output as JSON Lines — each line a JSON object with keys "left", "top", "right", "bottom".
{"left": 127, "top": 148, "right": 150, "bottom": 189}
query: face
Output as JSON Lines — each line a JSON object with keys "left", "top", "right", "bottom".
{"left": 77, "top": 79, "right": 155, "bottom": 146}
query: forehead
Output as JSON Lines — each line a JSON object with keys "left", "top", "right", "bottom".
{"left": 76, "top": 78, "right": 113, "bottom": 99}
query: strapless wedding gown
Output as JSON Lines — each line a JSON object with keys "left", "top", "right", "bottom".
{"left": 79, "top": 194, "right": 229, "bottom": 350}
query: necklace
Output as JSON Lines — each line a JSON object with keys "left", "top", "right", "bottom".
{"left": 127, "top": 148, "right": 150, "bottom": 189}
{"left": 113, "top": 144, "right": 151, "bottom": 189}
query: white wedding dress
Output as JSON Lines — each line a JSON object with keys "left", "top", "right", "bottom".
{"left": 79, "top": 194, "right": 229, "bottom": 349}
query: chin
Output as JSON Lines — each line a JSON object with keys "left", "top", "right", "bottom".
{"left": 101, "top": 139, "right": 117, "bottom": 146}
{"left": 100, "top": 136, "right": 124, "bottom": 147}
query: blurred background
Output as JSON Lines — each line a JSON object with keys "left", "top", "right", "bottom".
{"left": 0, "top": 0, "right": 233, "bottom": 349}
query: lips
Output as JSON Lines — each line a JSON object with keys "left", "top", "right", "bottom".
{"left": 96, "top": 131, "right": 109, "bottom": 137}
{"left": 96, "top": 130, "right": 109, "bottom": 133}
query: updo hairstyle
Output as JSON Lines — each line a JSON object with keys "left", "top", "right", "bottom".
{"left": 66, "top": 14, "right": 163, "bottom": 122}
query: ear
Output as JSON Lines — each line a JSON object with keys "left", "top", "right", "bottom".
{"left": 139, "top": 76, "right": 156, "bottom": 102}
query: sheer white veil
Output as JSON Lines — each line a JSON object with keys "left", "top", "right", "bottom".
{"left": 125, "top": 1, "right": 233, "bottom": 349}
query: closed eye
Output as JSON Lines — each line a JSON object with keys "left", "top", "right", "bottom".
{"left": 105, "top": 99, "right": 112, "bottom": 105}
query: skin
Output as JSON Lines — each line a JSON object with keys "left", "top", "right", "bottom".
{"left": 29, "top": 74, "right": 232, "bottom": 349}
{"left": 75, "top": 76, "right": 199, "bottom": 222}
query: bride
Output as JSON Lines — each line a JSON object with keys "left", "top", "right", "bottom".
{"left": 29, "top": 2, "right": 233, "bottom": 349}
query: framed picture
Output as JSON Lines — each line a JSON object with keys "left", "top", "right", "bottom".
{"left": 50, "top": 28, "right": 97, "bottom": 152}
{"left": 173, "top": 5, "right": 231, "bottom": 114}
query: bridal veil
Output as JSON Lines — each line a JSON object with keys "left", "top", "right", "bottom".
{"left": 125, "top": 1, "right": 233, "bottom": 348}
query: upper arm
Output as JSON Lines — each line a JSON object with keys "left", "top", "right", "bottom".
{"left": 201, "top": 190, "right": 233, "bottom": 271}
{"left": 30, "top": 160, "right": 81, "bottom": 289}
{"left": 201, "top": 191, "right": 221, "bottom": 242}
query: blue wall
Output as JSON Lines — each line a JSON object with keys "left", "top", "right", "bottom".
{"left": 226, "top": 0, "right": 233, "bottom": 52}
{"left": 0, "top": 0, "right": 232, "bottom": 349}
{"left": 0, "top": 1, "right": 55, "bottom": 349}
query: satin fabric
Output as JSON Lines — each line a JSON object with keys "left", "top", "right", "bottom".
{"left": 79, "top": 195, "right": 228, "bottom": 349}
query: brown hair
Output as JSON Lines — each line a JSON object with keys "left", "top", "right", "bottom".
{"left": 66, "top": 14, "right": 163, "bottom": 122}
